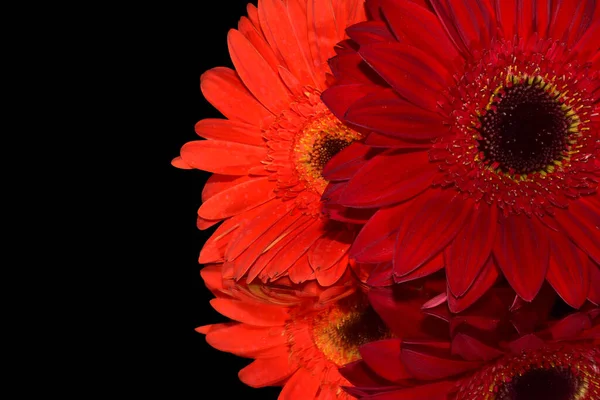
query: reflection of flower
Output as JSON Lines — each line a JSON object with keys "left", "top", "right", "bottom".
{"left": 198, "top": 264, "right": 395, "bottom": 399}
{"left": 321, "top": 0, "right": 600, "bottom": 311}
{"left": 173, "top": 0, "right": 367, "bottom": 287}
{"left": 342, "top": 288, "right": 599, "bottom": 400}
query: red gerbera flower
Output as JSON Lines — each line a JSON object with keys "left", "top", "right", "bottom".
{"left": 341, "top": 293, "right": 599, "bottom": 400}
{"left": 172, "top": 0, "right": 369, "bottom": 286}
{"left": 321, "top": 0, "right": 600, "bottom": 310}
{"left": 197, "top": 263, "right": 440, "bottom": 399}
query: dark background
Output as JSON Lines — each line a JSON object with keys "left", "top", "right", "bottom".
{"left": 164, "top": 0, "right": 281, "bottom": 397}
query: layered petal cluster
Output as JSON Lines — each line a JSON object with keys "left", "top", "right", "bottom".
{"left": 198, "top": 264, "right": 442, "bottom": 399}
{"left": 321, "top": 0, "right": 600, "bottom": 311}
{"left": 342, "top": 290, "right": 600, "bottom": 400}
{"left": 173, "top": 0, "right": 368, "bottom": 287}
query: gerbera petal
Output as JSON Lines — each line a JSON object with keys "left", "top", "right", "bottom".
{"left": 321, "top": 83, "right": 382, "bottom": 123}
{"left": 364, "top": 133, "right": 433, "bottom": 149}
{"left": 359, "top": 382, "right": 457, "bottom": 400}
{"left": 288, "top": 253, "right": 315, "bottom": 284}
{"left": 450, "top": 333, "right": 504, "bottom": 361}
{"left": 547, "top": 230, "right": 590, "bottom": 309}
{"left": 358, "top": 42, "right": 453, "bottom": 111}
{"left": 380, "top": 0, "right": 461, "bottom": 67}
{"left": 237, "top": 16, "right": 281, "bottom": 73}
{"left": 194, "top": 118, "right": 264, "bottom": 147}
{"left": 339, "top": 150, "right": 436, "bottom": 208}
{"left": 200, "top": 67, "right": 272, "bottom": 126}
{"left": 316, "top": 255, "right": 350, "bottom": 287}
{"left": 346, "top": 20, "right": 396, "bottom": 46}
{"left": 548, "top": 0, "right": 596, "bottom": 47}
{"left": 279, "top": 368, "right": 321, "bottom": 400}
{"left": 344, "top": 89, "right": 448, "bottom": 140}
{"left": 209, "top": 298, "right": 289, "bottom": 326}
{"left": 227, "top": 29, "right": 292, "bottom": 115}
{"left": 205, "top": 324, "right": 287, "bottom": 357}
{"left": 447, "top": 257, "right": 500, "bottom": 313}
{"left": 257, "top": 0, "right": 317, "bottom": 88}
{"left": 225, "top": 200, "right": 296, "bottom": 262}
{"left": 570, "top": 21, "right": 599, "bottom": 62}
{"left": 400, "top": 343, "right": 482, "bottom": 380}
{"left": 201, "top": 174, "right": 252, "bottom": 203}
{"left": 171, "top": 156, "right": 192, "bottom": 169}
{"left": 238, "top": 355, "right": 299, "bottom": 388}
{"left": 180, "top": 140, "right": 266, "bottom": 175}
{"left": 307, "top": 0, "right": 339, "bottom": 89}
{"left": 554, "top": 198, "right": 600, "bottom": 265}
{"left": 445, "top": 202, "right": 498, "bottom": 297}
{"left": 198, "top": 177, "right": 275, "bottom": 220}
{"left": 429, "top": 0, "right": 496, "bottom": 57}
{"left": 322, "top": 142, "right": 377, "bottom": 182}
{"left": 393, "top": 253, "right": 444, "bottom": 284}
{"left": 394, "top": 189, "right": 472, "bottom": 277}
{"left": 309, "top": 229, "right": 353, "bottom": 273}
{"left": 360, "top": 339, "right": 411, "bottom": 382}
{"left": 588, "top": 260, "right": 600, "bottom": 305}
{"left": 493, "top": 215, "right": 549, "bottom": 301}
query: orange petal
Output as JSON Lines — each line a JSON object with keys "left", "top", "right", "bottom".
{"left": 278, "top": 368, "right": 321, "bottom": 400}
{"left": 180, "top": 140, "right": 266, "bottom": 175}
{"left": 198, "top": 177, "right": 275, "bottom": 220}
{"left": 238, "top": 354, "right": 299, "bottom": 388}
{"left": 194, "top": 118, "right": 264, "bottom": 146}
{"left": 201, "top": 174, "right": 252, "bottom": 203}
{"left": 171, "top": 156, "right": 192, "bottom": 169}
{"left": 206, "top": 324, "right": 287, "bottom": 357}
{"left": 227, "top": 29, "right": 292, "bottom": 115}
{"left": 210, "top": 298, "right": 289, "bottom": 326}
{"left": 307, "top": 0, "right": 339, "bottom": 89}
{"left": 200, "top": 67, "right": 272, "bottom": 126}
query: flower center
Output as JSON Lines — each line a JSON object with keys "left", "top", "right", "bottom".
{"left": 294, "top": 113, "right": 362, "bottom": 195}
{"left": 456, "top": 344, "right": 600, "bottom": 400}
{"left": 476, "top": 74, "right": 579, "bottom": 175}
{"left": 311, "top": 297, "right": 392, "bottom": 366}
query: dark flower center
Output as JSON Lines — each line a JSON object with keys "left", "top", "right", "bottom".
{"left": 477, "top": 78, "right": 573, "bottom": 175}
{"left": 496, "top": 367, "right": 579, "bottom": 400}
{"left": 308, "top": 136, "right": 353, "bottom": 172}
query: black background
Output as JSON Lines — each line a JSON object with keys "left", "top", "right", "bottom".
{"left": 164, "top": 0, "right": 281, "bottom": 397}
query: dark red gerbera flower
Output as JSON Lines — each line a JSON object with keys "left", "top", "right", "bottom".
{"left": 321, "top": 0, "right": 600, "bottom": 311}
{"left": 341, "top": 292, "right": 600, "bottom": 400}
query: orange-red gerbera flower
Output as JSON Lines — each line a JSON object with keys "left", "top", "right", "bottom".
{"left": 321, "top": 0, "right": 600, "bottom": 310}
{"left": 342, "top": 293, "right": 599, "bottom": 400}
{"left": 172, "top": 0, "right": 368, "bottom": 286}
{"left": 197, "top": 264, "right": 399, "bottom": 399}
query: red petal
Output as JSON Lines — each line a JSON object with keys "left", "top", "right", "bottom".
{"left": 548, "top": 0, "right": 596, "bottom": 47}
{"left": 171, "top": 156, "right": 192, "bottom": 169}
{"left": 180, "top": 140, "right": 266, "bottom": 175}
{"left": 288, "top": 253, "right": 315, "bottom": 284}
{"left": 227, "top": 29, "right": 291, "bottom": 115}
{"left": 316, "top": 255, "right": 349, "bottom": 286}
{"left": 205, "top": 324, "right": 287, "bottom": 357}
{"left": 339, "top": 150, "right": 436, "bottom": 208}
{"left": 258, "top": 0, "right": 317, "bottom": 88}
{"left": 445, "top": 203, "right": 498, "bottom": 297}
{"left": 237, "top": 16, "right": 281, "bottom": 73}
{"left": 450, "top": 333, "right": 504, "bottom": 361}
{"left": 429, "top": 0, "right": 496, "bottom": 56}
{"left": 401, "top": 343, "right": 481, "bottom": 380}
{"left": 359, "top": 41, "right": 452, "bottom": 111}
{"left": 321, "top": 83, "right": 382, "bottom": 123}
{"left": 588, "top": 261, "right": 600, "bottom": 305}
{"left": 547, "top": 230, "right": 590, "bottom": 308}
{"left": 322, "top": 142, "right": 378, "bottom": 182}
{"left": 359, "top": 339, "right": 411, "bottom": 382}
{"left": 346, "top": 20, "right": 397, "bottom": 45}
{"left": 195, "top": 118, "right": 264, "bottom": 147}
{"left": 549, "top": 312, "right": 593, "bottom": 341}
{"left": 554, "top": 197, "right": 600, "bottom": 265}
{"left": 200, "top": 67, "right": 272, "bottom": 126}
{"left": 394, "top": 253, "right": 444, "bottom": 284}
{"left": 198, "top": 177, "right": 275, "bottom": 220}
{"left": 201, "top": 174, "right": 252, "bottom": 203}
{"left": 210, "top": 298, "right": 289, "bottom": 326}
{"left": 394, "top": 189, "right": 472, "bottom": 277}
{"left": 493, "top": 215, "right": 549, "bottom": 302}
{"left": 238, "top": 354, "right": 299, "bottom": 387}
{"left": 306, "top": 0, "right": 339, "bottom": 89}
{"left": 365, "top": 133, "right": 433, "bottom": 149}
{"left": 278, "top": 369, "right": 320, "bottom": 400}
{"left": 309, "top": 229, "right": 353, "bottom": 272}
{"left": 359, "top": 382, "right": 456, "bottom": 400}
{"left": 344, "top": 89, "right": 447, "bottom": 140}
{"left": 380, "top": 0, "right": 461, "bottom": 68}
{"left": 448, "top": 257, "right": 500, "bottom": 313}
